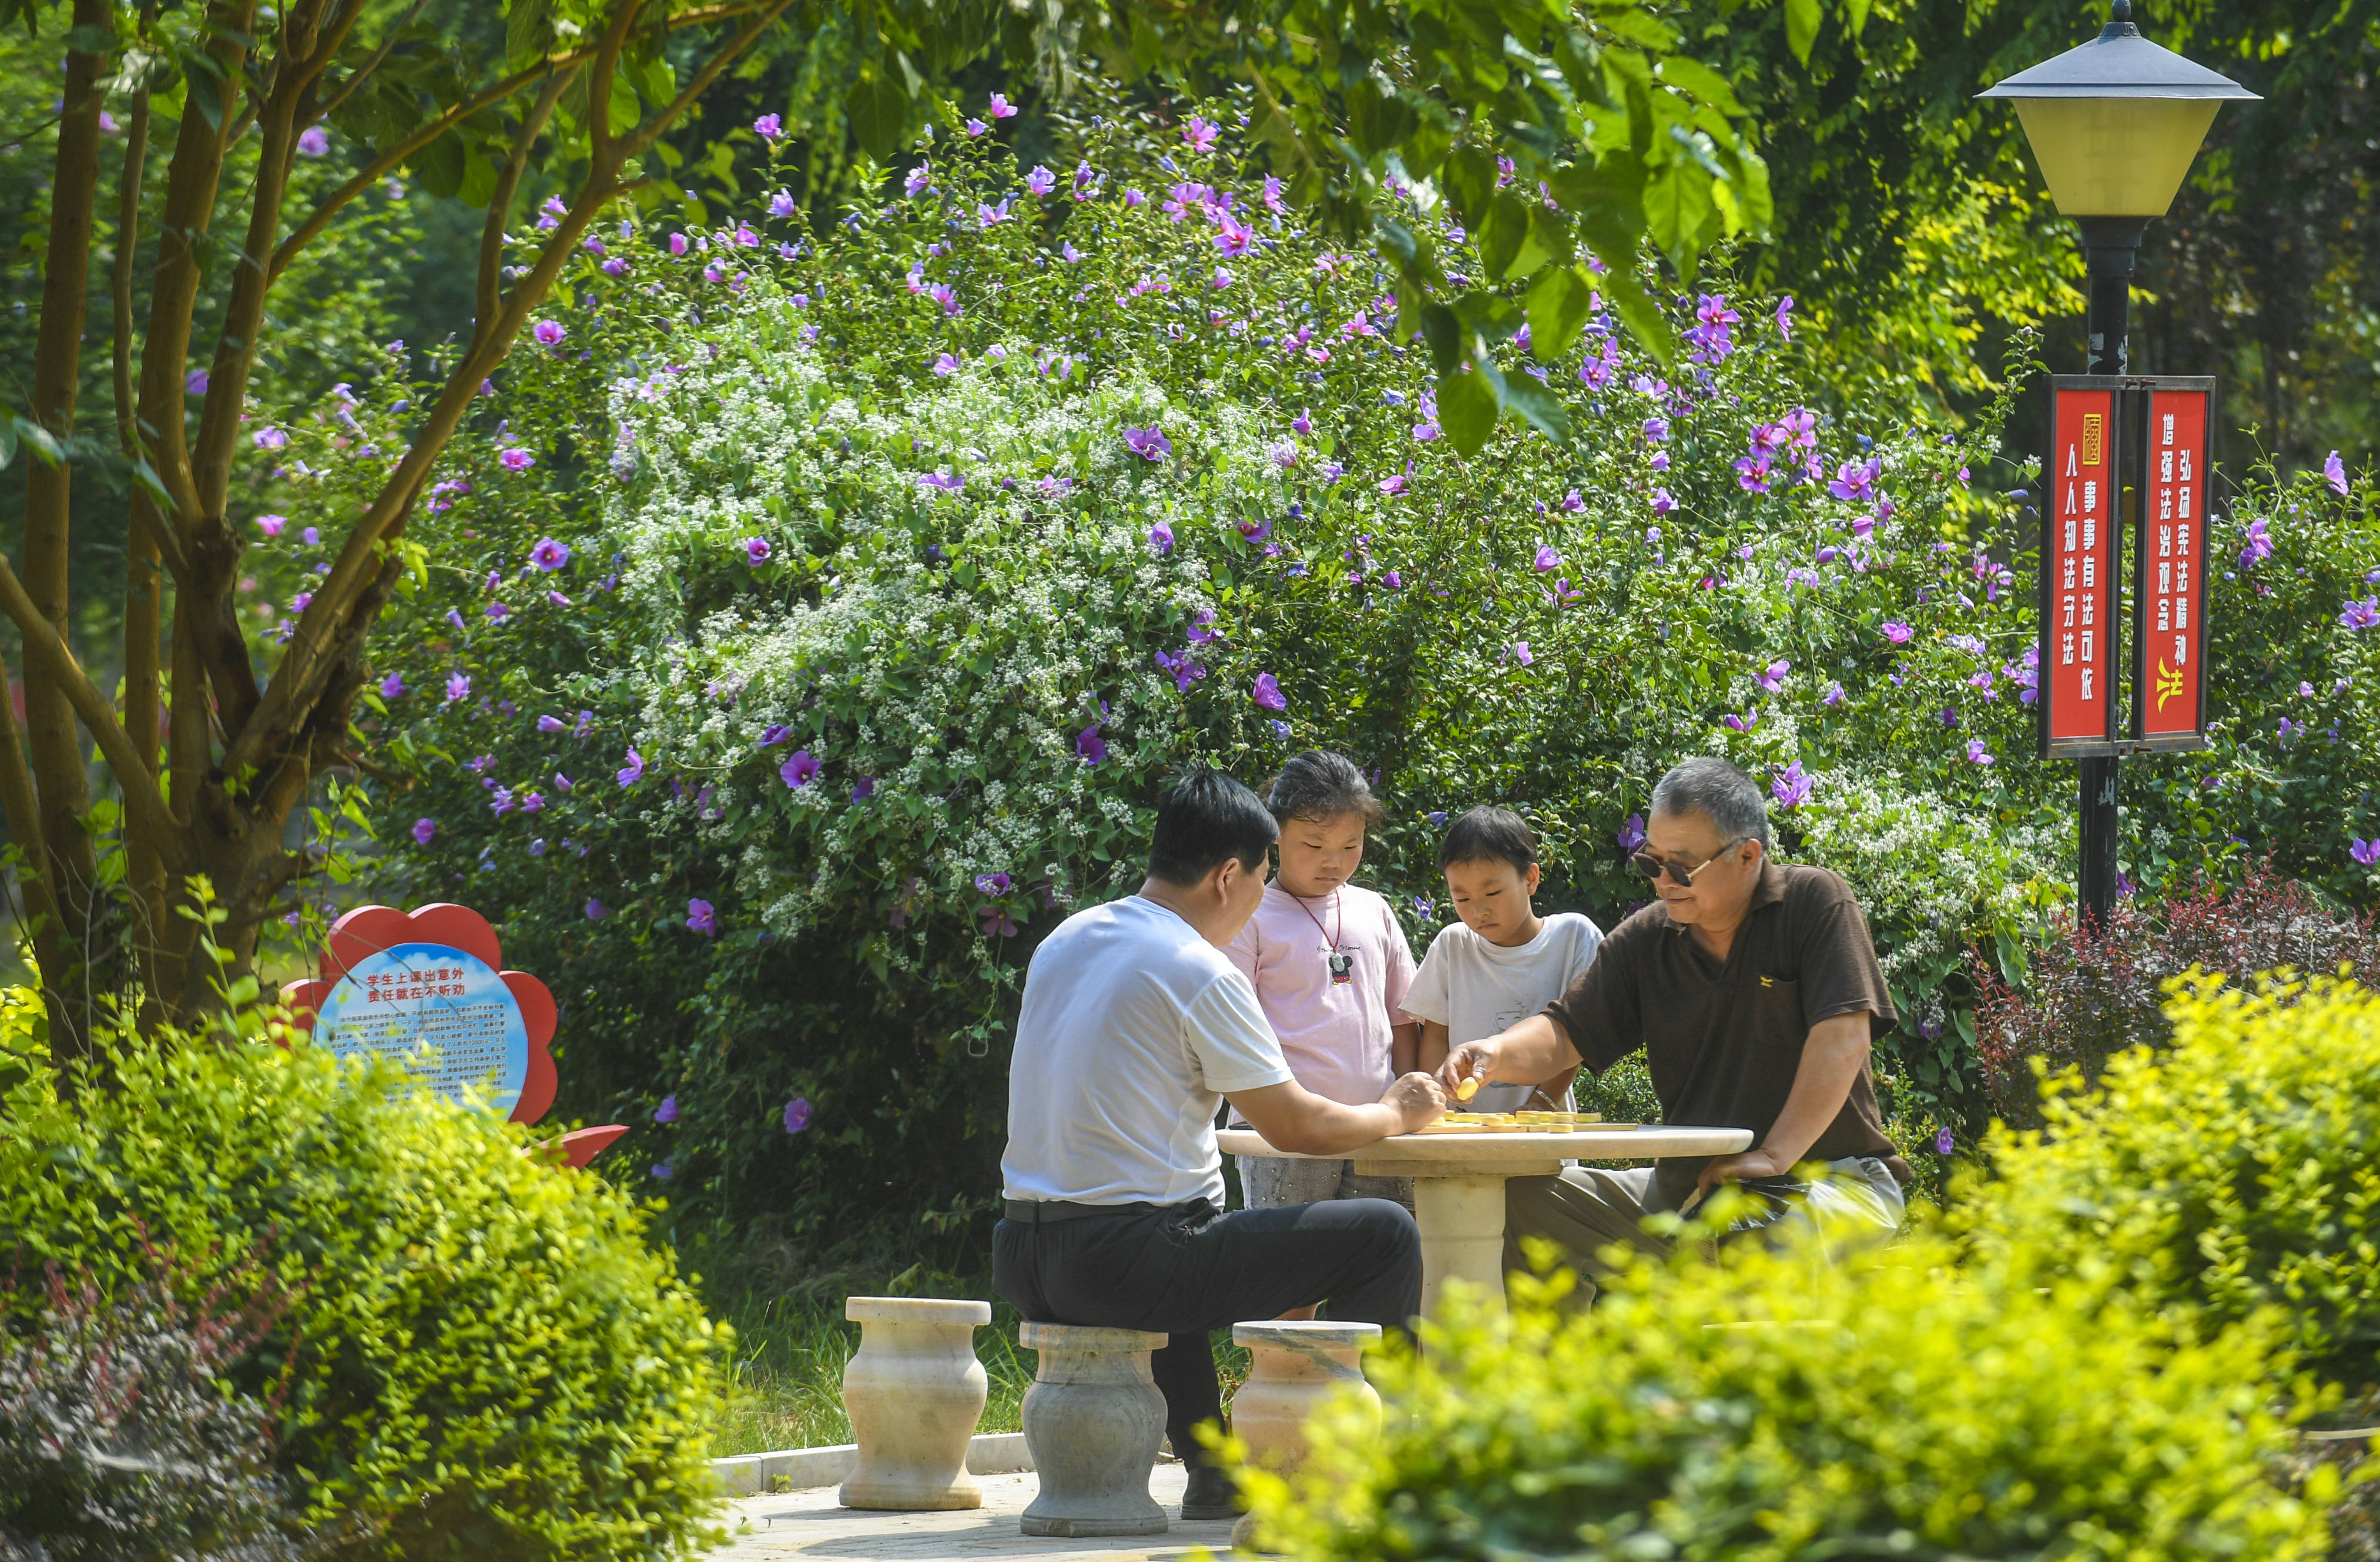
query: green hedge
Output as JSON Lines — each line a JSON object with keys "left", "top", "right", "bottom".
{"left": 1239, "top": 1229, "right": 2331, "bottom": 1562}
{"left": 1960, "top": 976, "right": 2380, "bottom": 1393}
{"left": 0, "top": 1024, "right": 725, "bottom": 1561}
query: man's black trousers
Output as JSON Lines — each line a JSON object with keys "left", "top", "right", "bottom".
{"left": 993, "top": 1196, "right": 1422, "bottom": 1465}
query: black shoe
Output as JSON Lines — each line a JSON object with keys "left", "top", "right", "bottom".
{"left": 1179, "top": 1463, "right": 1244, "bottom": 1521}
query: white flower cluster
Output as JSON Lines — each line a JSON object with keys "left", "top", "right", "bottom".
{"left": 606, "top": 303, "right": 1294, "bottom": 940}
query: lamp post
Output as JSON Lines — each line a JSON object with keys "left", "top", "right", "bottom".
{"left": 1979, "top": 1, "right": 2255, "bottom": 931}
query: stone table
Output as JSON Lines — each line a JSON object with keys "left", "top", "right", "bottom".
{"left": 1216, "top": 1125, "right": 1754, "bottom": 1314}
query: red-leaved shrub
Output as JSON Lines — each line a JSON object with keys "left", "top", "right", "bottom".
{"left": 1970, "top": 865, "right": 2380, "bottom": 1128}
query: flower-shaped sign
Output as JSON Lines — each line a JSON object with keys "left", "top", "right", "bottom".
{"left": 284, "top": 903, "right": 557, "bottom": 1125}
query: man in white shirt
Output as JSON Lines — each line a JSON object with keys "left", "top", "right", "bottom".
{"left": 997, "top": 768, "right": 1446, "bottom": 1520}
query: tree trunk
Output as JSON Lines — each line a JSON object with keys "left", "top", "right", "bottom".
{"left": 20, "top": 0, "right": 117, "bottom": 1065}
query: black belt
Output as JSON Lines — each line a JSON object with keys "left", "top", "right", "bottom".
{"left": 1003, "top": 1198, "right": 1170, "bottom": 1225}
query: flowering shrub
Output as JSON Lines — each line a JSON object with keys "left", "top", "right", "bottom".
{"left": 264, "top": 98, "right": 2380, "bottom": 1246}
{"left": 1971, "top": 865, "right": 2380, "bottom": 1128}
{"left": 1, "top": 1259, "right": 317, "bottom": 1561}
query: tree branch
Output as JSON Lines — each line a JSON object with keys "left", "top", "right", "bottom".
{"left": 133, "top": 0, "right": 254, "bottom": 540}
{"left": 474, "top": 67, "right": 577, "bottom": 354}
{"left": 0, "top": 553, "right": 183, "bottom": 869}
{"left": 619, "top": 0, "right": 796, "bottom": 162}
{"left": 585, "top": 0, "right": 642, "bottom": 173}
{"left": 269, "top": 0, "right": 779, "bottom": 286}
{"left": 226, "top": 1, "right": 793, "bottom": 783}
{"left": 193, "top": 0, "right": 327, "bottom": 524}
{"left": 0, "top": 641, "right": 68, "bottom": 1065}
{"left": 307, "top": 0, "right": 428, "bottom": 129}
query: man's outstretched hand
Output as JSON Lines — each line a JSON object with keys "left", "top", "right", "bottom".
{"left": 1436, "top": 1038, "right": 1498, "bottom": 1100}
{"left": 1381, "top": 1072, "right": 1449, "bottom": 1134}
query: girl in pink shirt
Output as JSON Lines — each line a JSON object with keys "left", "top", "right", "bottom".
{"left": 1227, "top": 750, "right": 1419, "bottom": 1210}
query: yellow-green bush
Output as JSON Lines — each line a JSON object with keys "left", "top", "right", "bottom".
{"left": 1961, "top": 977, "right": 2380, "bottom": 1391}
{"left": 0, "top": 1021, "right": 726, "bottom": 1561}
{"left": 1239, "top": 1232, "right": 2331, "bottom": 1562}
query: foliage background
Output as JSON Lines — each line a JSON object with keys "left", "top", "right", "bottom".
{"left": 256, "top": 102, "right": 2380, "bottom": 1263}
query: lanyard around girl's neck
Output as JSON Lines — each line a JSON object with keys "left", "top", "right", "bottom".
{"left": 1290, "top": 887, "right": 1353, "bottom": 984}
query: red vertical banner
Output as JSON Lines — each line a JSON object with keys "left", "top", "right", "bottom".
{"left": 2134, "top": 384, "right": 2213, "bottom": 745}
{"left": 2043, "top": 383, "right": 2119, "bottom": 751}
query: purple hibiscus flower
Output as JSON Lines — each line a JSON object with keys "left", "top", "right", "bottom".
{"left": 531, "top": 537, "right": 571, "bottom": 571}
{"left": 617, "top": 749, "right": 645, "bottom": 787}
{"left": 655, "top": 1095, "right": 678, "bottom": 1124}
{"left": 1124, "top": 426, "right": 1173, "bottom": 461}
{"left": 1075, "top": 725, "right": 1107, "bottom": 766}
{"left": 784, "top": 1097, "right": 813, "bottom": 1133}
{"left": 781, "top": 749, "right": 822, "bottom": 787}
{"left": 743, "top": 537, "right": 773, "bottom": 565}
{"left": 687, "top": 899, "right": 716, "bottom": 936}
{"left": 1882, "top": 621, "right": 1914, "bottom": 645}
{"left": 1252, "top": 672, "right": 1288, "bottom": 711}
{"left": 411, "top": 817, "right": 436, "bottom": 846}
{"left": 1770, "top": 761, "right": 1813, "bottom": 809}
{"left": 1154, "top": 648, "right": 1207, "bottom": 693}
{"left": 1617, "top": 813, "right": 1648, "bottom": 853}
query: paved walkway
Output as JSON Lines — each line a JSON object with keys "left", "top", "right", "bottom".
{"left": 714, "top": 1464, "right": 1235, "bottom": 1562}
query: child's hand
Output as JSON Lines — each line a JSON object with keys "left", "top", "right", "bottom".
{"left": 1381, "top": 1072, "right": 1448, "bottom": 1134}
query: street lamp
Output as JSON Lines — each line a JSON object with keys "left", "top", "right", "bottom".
{"left": 1978, "top": 1, "right": 2257, "bottom": 930}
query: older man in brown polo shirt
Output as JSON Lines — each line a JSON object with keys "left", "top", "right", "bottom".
{"left": 1439, "top": 756, "right": 1912, "bottom": 1293}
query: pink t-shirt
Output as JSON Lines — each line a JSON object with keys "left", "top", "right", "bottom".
{"left": 1226, "top": 882, "right": 1417, "bottom": 1108}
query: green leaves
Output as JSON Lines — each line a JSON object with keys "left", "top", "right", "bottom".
{"left": 845, "top": 65, "right": 911, "bottom": 160}
{"left": 1436, "top": 367, "right": 1500, "bottom": 452}
{"left": 0, "top": 1027, "right": 729, "bottom": 1560}
{"left": 1785, "top": 0, "right": 1822, "bottom": 64}
{"left": 1524, "top": 264, "right": 1596, "bottom": 360}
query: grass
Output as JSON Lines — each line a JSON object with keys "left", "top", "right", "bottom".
{"left": 702, "top": 1266, "right": 1250, "bottom": 1457}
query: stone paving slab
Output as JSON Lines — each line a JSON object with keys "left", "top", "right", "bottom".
{"left": 713, "top": 1465, "right": 1235, "bottom": 1562}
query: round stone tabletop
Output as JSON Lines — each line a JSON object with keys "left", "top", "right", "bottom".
{"left": 1217, "top": 1125, "right": 1754, "bottom": 1167}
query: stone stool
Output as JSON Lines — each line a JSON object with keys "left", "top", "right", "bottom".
{"left": 1017, "top": 1322, "right": 1171, "bottom": 1537}
{"left": 1226, "top": 1320, "right": 1383, "bottom": 1549}
{"left": 839, "top": 1297, "right": 993, "bottom": 1510}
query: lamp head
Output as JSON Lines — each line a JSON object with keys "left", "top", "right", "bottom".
{"left": 1977, "top": 3, "right": 2258, "bottom": 219}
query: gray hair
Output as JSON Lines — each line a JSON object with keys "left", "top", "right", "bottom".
{"left": 1649, "top": 756, "right": 1772, "bottom": 850}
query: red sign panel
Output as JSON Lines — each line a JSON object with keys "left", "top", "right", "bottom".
{"left": 2134, "top": 386, "right": 2211, "bottom": 743}
{"left": 2044, "top": 384, "right": 2118, "bottom": 749}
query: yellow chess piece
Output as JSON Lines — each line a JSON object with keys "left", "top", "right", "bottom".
{"left": 1453, "top": 1075, "right": 1480, "bottom": 1102}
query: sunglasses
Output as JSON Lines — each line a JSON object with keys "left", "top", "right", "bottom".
{"left": 1630, "top": 838, "right": 1747, "bottom": 888}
